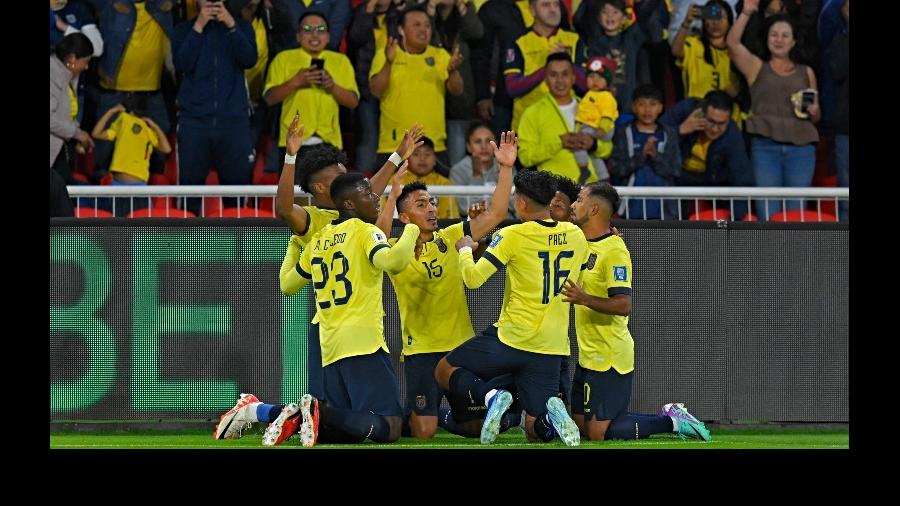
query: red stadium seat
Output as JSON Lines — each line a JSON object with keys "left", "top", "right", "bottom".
{"left": 742, "top": 213, "right": 759, "bottom": 221}
{"left": 207, "top": 207, "right": 277, "bottom": 218}
{"left": 769, "top": 210, "right": 837, "bottom": 222}
{"left": 126, "top": 207, "right": 196, "bottom": 218}
{"left": 74, "top": 207, "right": 114, "bottom": 218}
{"left": 688, "top": 209, "right": 731, "bottom": 221}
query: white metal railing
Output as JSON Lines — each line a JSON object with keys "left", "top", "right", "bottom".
{"left": 66, "top": 185, "right": 849, "bottom": 221}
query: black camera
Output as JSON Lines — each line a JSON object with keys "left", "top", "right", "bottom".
{"left": 701, "top": 3, "right": 722, "bottom": 20}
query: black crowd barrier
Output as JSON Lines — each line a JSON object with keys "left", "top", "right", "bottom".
{"left": 50, "top": 218, "right": 848, "bottom": 423}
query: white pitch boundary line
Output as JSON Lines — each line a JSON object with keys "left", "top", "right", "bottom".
{"left": 51, "top": 441, "right": 848, "bottom": 449}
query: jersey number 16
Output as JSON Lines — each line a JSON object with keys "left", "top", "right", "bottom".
{"left": 538, "top": 250, "right": 574, "bottom": 304}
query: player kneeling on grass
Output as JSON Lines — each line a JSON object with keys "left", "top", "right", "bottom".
{"left": 375, "top": 131, "right": 519, "bottom": 439}
{"left": 562, "top": 182, "right": 711, "bottom": 442}
{"left": 216, "top": 172, "right": 421, "bottom": 446}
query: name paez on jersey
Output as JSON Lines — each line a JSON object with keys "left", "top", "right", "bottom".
{"left": 614, "top": 265, "right": 628, "bottom": 281}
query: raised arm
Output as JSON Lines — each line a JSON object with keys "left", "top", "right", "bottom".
{"left": 672, "top": 5, "right": 701, "bottom": 59}
{"left": 369, "top": 37, "right": 397, "bottom": 99}
{"left": 376, "top": 161, "right": 409, "bottom": 237}
{"left": 143, "top": 116, "right": 172, "bottom": 154}
{"left": 91, "top": 104, "right": 124, "bottom": 141}
{"left": 468, "top": 131, "right": 516, "bottom": 241}
{"left": 370, "top": 123, "right": 425, "bottom": 194}
{"left": 727, "top": 0, "right": 764, "bottom": 85}
{"left": 275, "top": 113, "right": 311, "bottom": 235}
{"left": 446, "top": 47, "right": 464, "bottom": 96}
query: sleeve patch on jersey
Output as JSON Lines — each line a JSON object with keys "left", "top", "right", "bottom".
{"left": 489, "top": 233, "right": 503, "bottom": 248}
{"left": 372, "top": 231, "right": 387, "bottom": 243}
{"left": 506, "top": 48, "right": 516, "bottom": 63}
{"left": 613, "top": 265, "right": 628, "bottom": 281}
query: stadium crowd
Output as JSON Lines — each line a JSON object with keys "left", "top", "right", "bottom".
{"left": 49, "top": 0, "right": 849, "bottom": 220}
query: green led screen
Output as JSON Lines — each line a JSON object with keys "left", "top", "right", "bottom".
{"left": 50, "top": 222, "right": 310, "bottom": 419}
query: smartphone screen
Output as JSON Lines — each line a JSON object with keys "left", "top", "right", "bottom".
{"left": 311, "top": 58, "right": 325, "bottom": 71}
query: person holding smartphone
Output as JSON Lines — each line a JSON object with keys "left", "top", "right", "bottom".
{"left": 671, "top": 1, "right": 743, "bottom": 126}
{"left": 727, "top": 0, "right": 820, "bottom": 220}
{"left": 172, "top": 0, "right": 258, "bottom": 215}
{"left": 264, "top": 11, "right": 359, "bottom": 160}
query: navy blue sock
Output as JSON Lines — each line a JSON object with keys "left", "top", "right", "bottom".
{"left": 255, "top": 403, "right": 285, "bottom": 423}
{"left": 604, "top": 413, "right": 674, "bottom": 440}
{"left": 401, "top": 414, "right": 412, "bottom": 437}
{"left": 499, "top": 411, "right": 520, "bottom": 433}
{"left": 532, "top": 412, "right": 556, "bottom": 442}
{"left": 317, "top": 423, "right": 366, "bottom": 444}
{"left": 438, "top": 408, "right": 470, "bottom": 437}
{"left": 448, "top": 368, "right": 493, "bottom": 406}
{"left": 319, "top": 403, "right": 393, "bottom": 442}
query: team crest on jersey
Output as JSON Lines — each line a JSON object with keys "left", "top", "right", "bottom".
{"left": 586, "top": 253, "right": 597, "bottom": 270}
{"left": 425, "top": 56, "right": 435, "bottom": 66}
{"left": 434, "top": 237, "right": 447, "bottom": 253}
{"left": 131, "top": 123, "right": 143, "bottom": 135}
{"left": 372, "top": 231, "right": 386, "bottom": 243}
{"left": 489, "top": 233, "right": 503, "bottom": 248}
{"left": 614, "top": 265, "right": 627, "bottom": 281}
{"left": 416, "top": 396, "right": 427, "bottom": 409}
{"left": 66, "top": 14, "right": 77, "bottom": 23}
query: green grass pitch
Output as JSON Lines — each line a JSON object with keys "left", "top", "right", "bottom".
{"left": 50, "top": 425, "right": 848, "bottom": 450}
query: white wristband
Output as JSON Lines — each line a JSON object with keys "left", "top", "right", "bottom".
{"left": 388, "top": 152, "right": 403, "bottom": 167}
{"left": 458, "top": 246, "right": 473, "bottom": 254}
{"left": 284, "top": 153, "right": 297, "bottom": 165}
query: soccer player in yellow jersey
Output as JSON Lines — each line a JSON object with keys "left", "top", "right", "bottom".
{"left": 561, "top": 182, "right": 712, "bottom": 442}
{"left": 434, "top": 169, "right": 588, "bottom": 446}
{"left": 260, "top": 172, "right": 422, "bottom": 447}
{"left": 375, "top": 131, "right": 518, "bottom": 440}
{"left": 213, "top": 116, "right": 423, "bottom": 441}
{"left": 276, "top": 116, "right": 422, "bottom": 400}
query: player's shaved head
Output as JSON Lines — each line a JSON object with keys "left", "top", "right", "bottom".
{"left": 584, "top": 182, "right": 619, "bottom": 218}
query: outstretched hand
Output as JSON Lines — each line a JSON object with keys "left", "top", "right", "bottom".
{"left": 390, "top": 160, "right": 409, "bottom": 195}
{"left": 491, "top": 130, "right": 517, "bottom": 167}
{"left": 286, "top": 113, "right": 305, "bottom": 156}
{"left": 397, "top": 124, "right": 425, "bottom": 160}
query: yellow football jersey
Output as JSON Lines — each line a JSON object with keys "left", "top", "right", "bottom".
{"left": 575, "top": 233, "right": 634, "bottom": 374}
{"left": 388, "top": 222, "right": 475, "bottom": 355}
{"left": 106, "top": 112, "right": 160, "bottom": 182}
{"left": 298, "top": 218, "right": 393, "bottom": 365}
{"left": 459, "top": 219, "right": 588, "bottom": 355}
{"left": 370, "top": 45, "right": 451, "bottom": 153}
{"left": 265, "top": 49, "right": 358, "bottom": 149}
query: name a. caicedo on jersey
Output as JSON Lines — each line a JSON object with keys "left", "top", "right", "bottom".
{"left": 549, "top": 233, "right": 568, "bottom": 246}
{"left": 317, "top": 233, "right": 348, "bottom": 251}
